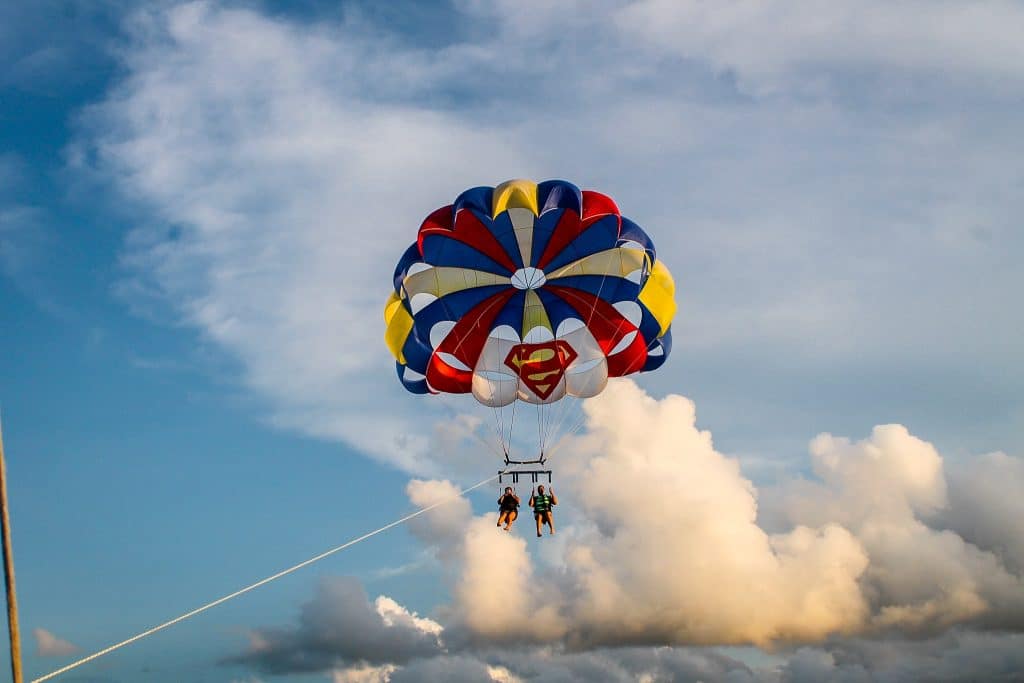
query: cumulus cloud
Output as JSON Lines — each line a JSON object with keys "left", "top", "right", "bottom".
{"left": 406, "top": 382, "right": 1023, "bottom": 651}
{"left": 939, "top": 451, "right": 1024, "bottom": 574}
{"left": 229, "top": 577, "right": 443, "bottom": 674}
{"left": 763, "top": 425, "right": 1024, "bottom": 634}
{"left": 426, "top": 380, "right": 871, "bottom": 648}
{"left": 234, "top": 384, "right": 1023, "bottom": 680}
{"left": 405, "top": 479, "right": 473, "bottom": 545}
{"left": 33, "top": 627, "right": 79, "bottom": 657}
{"left": 80, "top": 1, "right": 1024, "bottom": 475}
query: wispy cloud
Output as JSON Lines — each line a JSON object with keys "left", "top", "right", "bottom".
{"left": 75, "top": 1, "right": 1024, "bottom": 474}
{"left": 367, "top": 548, "right": 437, "bottom": 580}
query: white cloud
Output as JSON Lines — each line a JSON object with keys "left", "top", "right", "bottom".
{"left": 230, "top": 577, "right": 443, "bottom": 674}
{"left": 395, "top": 382, "right": 1024, "bottom": 649}
{"left": 80, "top": 1, "right": 1024, "bottom": 472}
{"left": 763, "top": 424, "right": 1024, "bottom": 634}
{"left": 82, "top": 1, "right": 534, "bottom": 473}
{"left": 375, "top": 595, "right": 443, "bottom": 639}
{"left": 405, "top": 479, "right": 473, "bottom": 545}
{"left": 233, "top": 382, "right": 1023, "bottom": 679}
{"left": 33, "top": 627, "right": 79, "bottom": 657}
{"left": 433, "top": 380, "right": 871, "bottom": 648}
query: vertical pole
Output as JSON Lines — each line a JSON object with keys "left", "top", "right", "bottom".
{"left": 0, "top": 416, "right": 23, "bottom": 683}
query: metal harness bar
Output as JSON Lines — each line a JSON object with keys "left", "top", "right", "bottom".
{"left": 498, "top": 469, "right": 552, "bottom": 484}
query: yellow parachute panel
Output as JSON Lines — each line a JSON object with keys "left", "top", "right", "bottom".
{"left": 384, "top": 292, "right": 414, "bottom": 364}
{"left": 639, "top": 260, "right": 676, "bottom": 337}
{"left": 522, "top": 289, "right": 553, "bottom": 340}
{"left": 492, "top": 179, "right": 538, "bottom": 218}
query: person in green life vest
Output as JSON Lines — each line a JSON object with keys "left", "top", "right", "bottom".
{"left": 529, "top": 484, "right": 558, "bottom": 537}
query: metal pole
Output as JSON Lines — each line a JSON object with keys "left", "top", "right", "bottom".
{"left": 0, "top": 415, "right": 23, "bottom": 683}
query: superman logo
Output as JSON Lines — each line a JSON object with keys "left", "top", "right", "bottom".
{"left": 504, "top": 340, "right": 578, "bottom": 400}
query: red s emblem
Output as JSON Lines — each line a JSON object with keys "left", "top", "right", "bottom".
{"left": 504, "top": 340, "right": 578, "bottom": 399}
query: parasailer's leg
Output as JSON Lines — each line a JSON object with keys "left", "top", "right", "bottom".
{"left": 497, "top": 510, "right": 509, "bottom": 527}
{"left": 503, "top": 509, "right": 517, "bottom": 531}
{"left": 544, "top": 512, "right": 555, "bottom": 535}
{"left": 535, "top": 513, "right": 543, "bottom": 537}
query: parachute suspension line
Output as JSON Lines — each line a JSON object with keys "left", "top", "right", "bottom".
{"left": 544, "top": 395, "right": 579, "bottom": 461}
{"left": 541, "top": 401, "right": 559, "bottom": 459}
{"left": 30, "top": 472, "right": 502, "bottom": 683}
{"left": 543, "top": 375, "right": 586, "bottom": 456}
{"left": 542, "top": 362, "right": 583, "bottom": 451}
{"left": 489, "top": 399, "right": 507, "bottom": 458}
{"left": 535, "top": 401, "right": 544, "bottom": 456}
{"left": 540, "top": 392, "right": 566, "bottom": 454}
{"left": 465, "top": 415, "right": 507, "bottom": 462}
{"left": 548, "top": 396, "right": 574, "bottom": 451}
{"left": 544, "top": 400, "right": 557, "bottom": 453}
{"left": 542, "top": 409, "right": 590, "bottom": 462}
{"left": 505, "top": 394, "right": 519, "bottom": 460}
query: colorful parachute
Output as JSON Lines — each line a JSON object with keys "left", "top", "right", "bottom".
{"left": 385, "top": 179, "right": 675, "bottom": 417}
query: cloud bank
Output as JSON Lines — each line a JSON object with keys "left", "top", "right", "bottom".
{"left": 235, "top": 381, "right": 1024, "bottom": 680}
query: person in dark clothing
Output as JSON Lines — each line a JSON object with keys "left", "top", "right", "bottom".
{"left": 496, "top": 486, "right": 520, "bottom": 531}
{"left": 529, "top": 484, "right": 558, "bottom": 537}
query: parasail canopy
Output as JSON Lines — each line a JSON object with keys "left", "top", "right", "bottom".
{"left": 385, "top": 179, "right": 676, "bottom": 459}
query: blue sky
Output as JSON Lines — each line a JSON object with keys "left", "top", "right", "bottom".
{"left": 2, "top": 1, "right": 1023, "bottom": 682}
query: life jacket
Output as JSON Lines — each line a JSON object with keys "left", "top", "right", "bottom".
{"left": 500, "top": 494, "right": 518, "bottom": 510}
{"left": 532, "top": 493, "right": 552, "bottom": 513}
